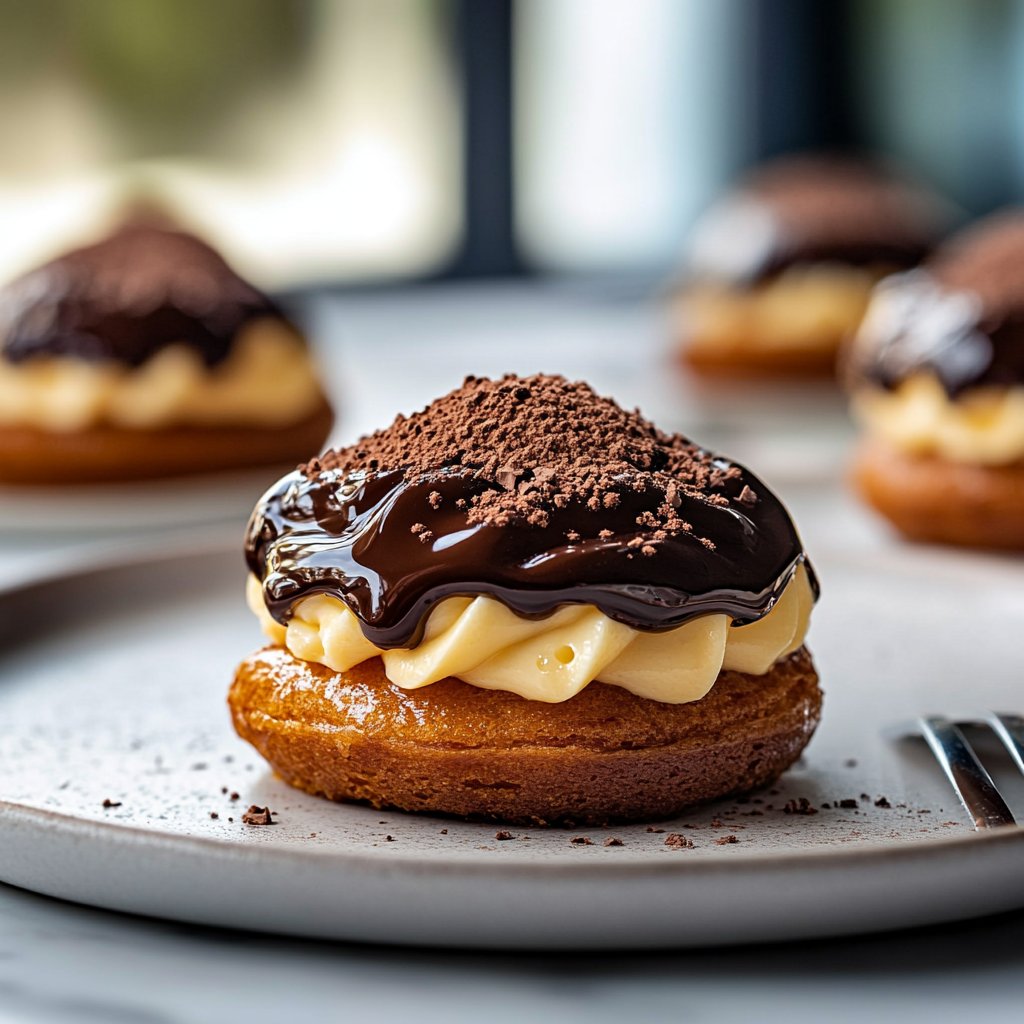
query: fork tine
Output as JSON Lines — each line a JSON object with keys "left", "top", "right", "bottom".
{"left": 918, "top": 716, "right": 1016, "bottom": 829}
{"left": 986, "top": 713, "right": 1024, "bottom": 776}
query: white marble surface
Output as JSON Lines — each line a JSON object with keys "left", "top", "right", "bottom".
{"left": 2, "top": 282, "right": 1024, "bottom": 1020}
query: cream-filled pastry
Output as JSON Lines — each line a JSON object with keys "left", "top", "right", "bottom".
{"left": 846, "top": 210, "right": 1024, "bottom": 549}
{"left": 0, "top": 225, "right": 332, "bottom": 483}
{"left": 231, "top": 374, "right": 821, "bottom": 824}
{"left": 675, "top": 155, "right": 950, "bottom": 378}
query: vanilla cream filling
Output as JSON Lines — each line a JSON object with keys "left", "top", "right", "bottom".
{"left": 853, "top": 373, "right": 1024, "bottom": 465}
{"left": 246, "top": 564, "right": 814, "bottom": 705}
{"left": 680, "top": 265, "right": 875, "bottom": 356}
{"left": 0, "top": 318, "right": 324, "bottom": 432}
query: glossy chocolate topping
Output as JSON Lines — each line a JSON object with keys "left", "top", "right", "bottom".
{"left": 0, "top": 226, "right": 283, "bottom": 368}
{"left": 687, "top": 155, "right": 947, "bottom": 286}
{"left": 847, "top": 211, "right": 1024, "bottom": 396}
{"left": 246, "top": 375, "right": 816, "bottom": 649}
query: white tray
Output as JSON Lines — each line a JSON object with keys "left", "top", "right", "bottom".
{"left": 1, "top": 535, "right": 1024, "bottom": 950}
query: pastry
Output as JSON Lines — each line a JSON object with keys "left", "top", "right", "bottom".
{"left": 846, "top": 210, "right": 1024, "bottom": 549}
{"left": 232, "top": 374, "right": 821, "bottom": 824}
{"left": 675, "top": 155, "right": 949, "bottom": 378}
{"left": 0, "top": 225, "right": 333, "bottom": 484}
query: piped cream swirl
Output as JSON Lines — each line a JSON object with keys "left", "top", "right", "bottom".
{"left": 247, "top": 564, "right": 814, "bottom": 705}
{"left": 853, "top": 372, "right": 1024, "bottom": 465}
{"left": 0, "top": 318, "right": 324, "bottom": 432}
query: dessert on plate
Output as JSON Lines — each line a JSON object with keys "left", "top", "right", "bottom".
{"left": 846, "top": 210, "right": 1024, "bottom": 549}
{"left": 0, "top": 225, "right": 333, "bottom": 484}
{"left": 232, "top": 374, "right": 820, "bottom": 824}
{"left": 675, "top": 154, "right": 949, "bottom": 378}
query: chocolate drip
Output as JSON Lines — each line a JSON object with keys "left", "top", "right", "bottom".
{"left": 0, "top": 226, "right": 284, "bottom": 368}
{"left": 246, "top": 464, "right": 816, "bottom": 651}
{"left": 686, "top": 156, "right": 945, "bottom": 287}
{"left": 756, "top": 242, "right": 930, "bottom": 283}
{"left": 848, "top": 270, "right": 1024, "bottom": 397}
{"left": 853, "top": 211, "right": 1024, "bottom": 396}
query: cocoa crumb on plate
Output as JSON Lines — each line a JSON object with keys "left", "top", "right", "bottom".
{"left": 241, "top": 805, "right": 273, "bottom": 825}
{"left": 664, "top": 834, "right": 693, "bottom": 850}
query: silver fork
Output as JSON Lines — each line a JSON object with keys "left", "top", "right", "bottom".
{"left": 919, "top": 713, "right": 1024, "bottom": 829}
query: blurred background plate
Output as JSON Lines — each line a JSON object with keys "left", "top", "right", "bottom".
{"left": 0, "top": 468, "right": 281, "bottom": 534}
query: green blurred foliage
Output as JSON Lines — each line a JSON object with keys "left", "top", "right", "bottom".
{"left": 0, "top": 0, "right": 314, "bottom": 154}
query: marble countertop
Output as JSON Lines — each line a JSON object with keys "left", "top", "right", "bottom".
{"left": 2, "top": 281, "right": 1023, "bottom": 1023}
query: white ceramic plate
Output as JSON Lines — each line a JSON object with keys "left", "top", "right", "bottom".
{"left": 2, "top": 521, "right": 1024, "bottom": 950}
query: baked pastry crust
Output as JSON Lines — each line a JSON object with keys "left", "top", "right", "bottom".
{"left": 681, "top": 342, "right": 837, "bottom": 379}
{"left": 229, "top": 644, "right": 822, "bottom": 825}
{"left": 851, "top": 438, "right": 1024, "bottom": 550}
{"left": 0, "top": 399, "right": 333, "bottom": 484}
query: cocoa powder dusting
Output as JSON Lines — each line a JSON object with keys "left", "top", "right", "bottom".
{"left": 307, "top": 374, "right": 740, "bottom": 546}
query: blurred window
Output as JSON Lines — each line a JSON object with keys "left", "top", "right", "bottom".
{"left": 513, "top": 0, "right": 747, "bottom": 274}
{"left": 853, "top": 0, "right": 1018, "bottom": 214}
{"left": 0, "top": 0, "right": 461, "bottom": 288}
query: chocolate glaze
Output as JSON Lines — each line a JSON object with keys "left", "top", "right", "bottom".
{"left": 848, "top": 212, "right": 1024, "bottom": 396}
{"left": 0, "top": 226, "right": 284, "bottom": 368}
{"left": 246, "top": 462, "right": 816, "bottom": 650}
{"left": 686, "top": 155, "right": 946, "bottom": 287}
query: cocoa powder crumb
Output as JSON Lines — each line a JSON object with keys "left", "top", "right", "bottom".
{"left": 664, "top": 833, "right": 693, "bottom": 850}
{"left": 439, "top": 828, "right": 447, "bottom": 834}
{"left": 839, "top": 799, "right": 858, "bottom": 809}
{"left": 209, "top": 812, "right": 219, "bottom": 820}
{"left": 875, "top": 797, "right": 891, "bottom": 808}
{"left": 241, "top": 805, "right": 273, "bottom": 825}
{"left": 495, "top": 830, "right": 513, "bottom": 841}
{"left": 102, "top": 799, "right": 121, "bottom": 808}
{"left": 569, "top": 836, "right": 592, "bottom": 845}
{"left": 715, "top": 835, "right": 739, "bottom": 845}
{"left": 737, "top": 485, "right": 758, "bottom": 505}
{"left": 306, "top": 375, "right": 735, "bottom": 540}
{"left": 603, "top": 838, "right": 623, "bottom": 847}
{"left": 646, "top": 826, "right": 665, "bottom": 833}
{"left": 784, "top": 798, "right": 818, "bottom": 815}
{"left": 428, "top": 491, "right": 442, "bottom": 508}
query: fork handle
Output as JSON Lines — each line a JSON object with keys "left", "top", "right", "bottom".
{"left": 919, "top": 717, "right": 1016, "bottom": 829}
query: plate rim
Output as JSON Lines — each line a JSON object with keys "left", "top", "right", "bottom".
{"left": 2, "top": 798, "right": 1018, "bottom": 880}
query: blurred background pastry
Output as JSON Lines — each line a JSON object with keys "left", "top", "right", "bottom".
{"left": 0, "top": 223, "right": 333, "bottom": 484}
{"left": 674, "top": 155, "right": 952, "bottom": 379}
{"left": 846, "top": 210, "right": 1024, "bottom": 549}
